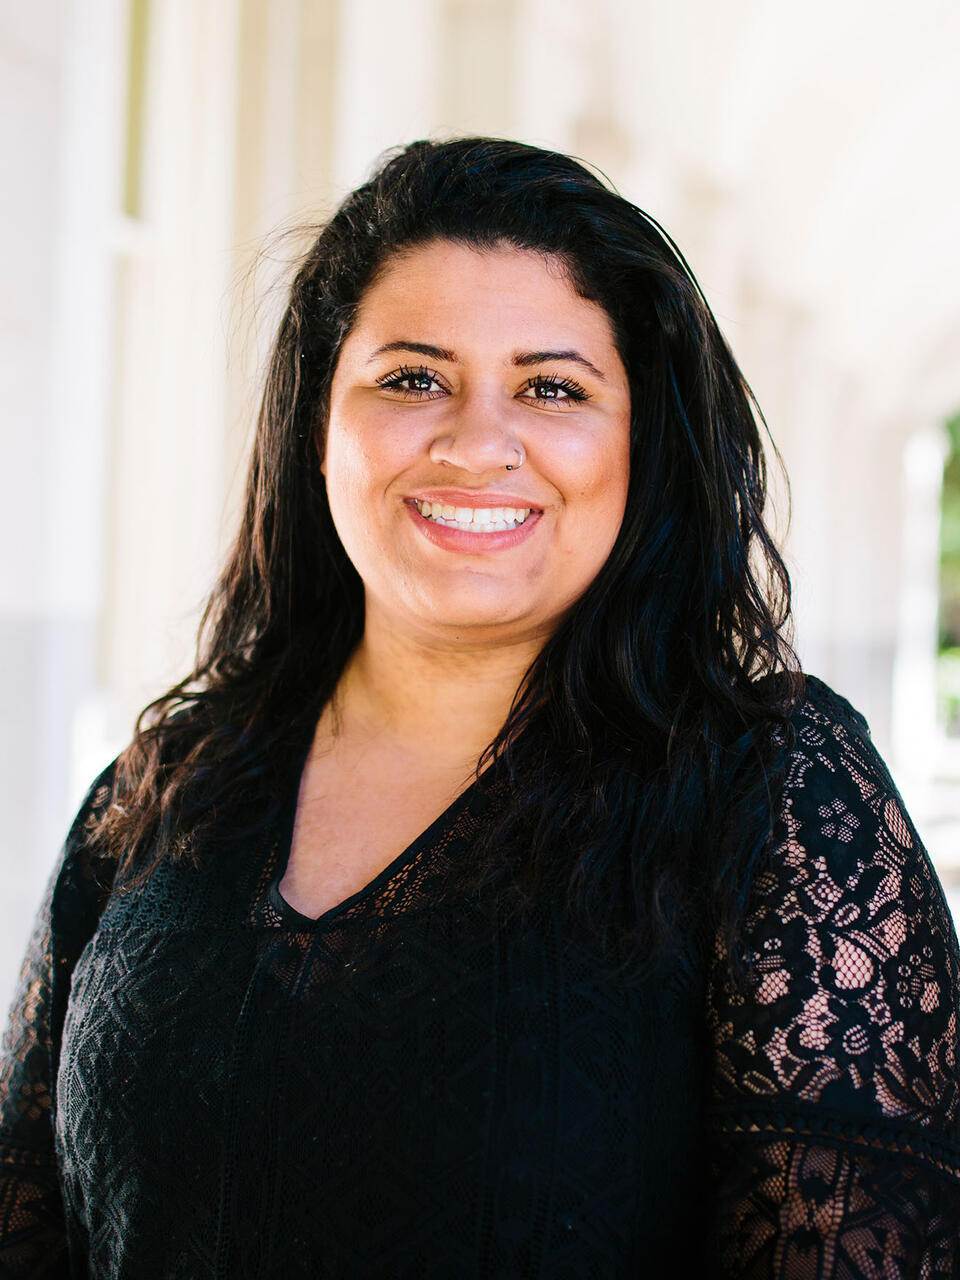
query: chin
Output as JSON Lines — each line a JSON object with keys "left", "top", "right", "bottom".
{"left": 422, "top": 605, "right": 535, "bottom": 634}
{"left": 405, "top": 588, "right": 543, "bottom": 635}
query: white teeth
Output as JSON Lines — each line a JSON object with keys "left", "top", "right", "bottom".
{"left": 414, "top": 499, "right": 533, "bottom": 531}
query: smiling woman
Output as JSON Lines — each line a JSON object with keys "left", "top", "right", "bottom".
{"left": 2, "top": 138, "right": 959, "bottom": 1278}
{"left": 322, "top": 241, "right": 631, "bottom": 646}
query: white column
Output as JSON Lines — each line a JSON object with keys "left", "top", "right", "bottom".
{"left": 100, "top": 0, "right": 242, "bottom": 733}
{"left": 36, "top": 0, "right": 127, "bottom": 859}
{"left": 0, "top": 0, "right": 127, "bottom": 1012}
{"left": 892, "top": 426, "right": 949, "bottom": 774}
{"left": 331, "top": 0, "right": 441, "bottom": 195}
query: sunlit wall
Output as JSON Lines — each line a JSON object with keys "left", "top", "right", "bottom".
{"left": 2, "top": 0, "right": 959, "bottom": 1007}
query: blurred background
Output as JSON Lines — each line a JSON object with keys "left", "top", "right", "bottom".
{"left": 2, "top": 0, "right": 960, "bottom": 1006}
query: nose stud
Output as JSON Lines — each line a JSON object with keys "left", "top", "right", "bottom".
{"left": 505, "top": 446, "right": 524, "bottom": 472}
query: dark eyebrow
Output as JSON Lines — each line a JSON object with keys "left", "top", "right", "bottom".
{"left": 511, "top": 350, "right": 607, "bottom": 381}
{"left": 367, "top": 340, "right": 457, "bottom": 362}
{"left": 367, "top": 340, "right": 607, "bottom": 382}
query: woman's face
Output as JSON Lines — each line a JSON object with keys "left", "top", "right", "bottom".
{"left": 322, "top": 239, "right": 632, "bottom": 648}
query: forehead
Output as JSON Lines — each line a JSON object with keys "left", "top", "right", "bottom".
{"left": 346, "top": 239, "right": 619, "bottom": 354}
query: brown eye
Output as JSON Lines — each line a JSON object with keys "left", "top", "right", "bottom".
{"left": 375, "top": 365, "right": 445, "bottom": 398}
{"left": 519, "top": 374, "right": 590, "bottom": 406}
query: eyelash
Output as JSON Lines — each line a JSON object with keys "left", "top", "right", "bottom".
{"left": 375, "top": 365, "right": 446, "bottom": 399}
{"left": 374, "top": 365, "right": 591, "bottom": 406}
{"left": 522, "top": 374, "right": 591, "bottom": 404}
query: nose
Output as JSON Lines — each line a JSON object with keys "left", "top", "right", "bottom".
{"left": 428, "top": 397, "right": 524, "bottom": 475}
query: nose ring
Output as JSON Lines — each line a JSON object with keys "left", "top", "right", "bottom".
{"left": 505, "top": 446, "right": 524, "bottom": 472}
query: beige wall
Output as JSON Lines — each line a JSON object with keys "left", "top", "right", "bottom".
{"left": 2, "top": 0, "right": 959, "bottom": 1005}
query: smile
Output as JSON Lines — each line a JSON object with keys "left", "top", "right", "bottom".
{"left": 413, "top": 498, "right": 533, "bottom": 532}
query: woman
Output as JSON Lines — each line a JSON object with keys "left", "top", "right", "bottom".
{"left": 1, "top": 137, "right": 958, "bottom": 1278}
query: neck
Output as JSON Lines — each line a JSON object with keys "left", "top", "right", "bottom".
{"left": 331, "top": 609, "right": 545, "bottom": 773}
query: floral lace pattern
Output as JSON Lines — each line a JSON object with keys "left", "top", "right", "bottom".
{"left": 706, "top": 677, "right": 960, "bottom": 1276}
{"left": 0, "top": 678, "right": 958, "bottom": 1277}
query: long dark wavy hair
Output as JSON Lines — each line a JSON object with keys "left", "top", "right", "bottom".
{"left": 95, "top": 137, "right": 802, "bottom": 986}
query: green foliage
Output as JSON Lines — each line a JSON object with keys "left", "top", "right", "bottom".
{"left": 937, "top": 648, "right": 960, "bottom": 735}
{"left": 940, "top": 409, "right": 960, "bottom": 652}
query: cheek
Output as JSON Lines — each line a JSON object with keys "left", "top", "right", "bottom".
{"left": 322, "top": 413, "right": 428, "bottom": 573}
{"left": 553, "top": 425, "right": 631, "bottom": 544}
{"left": 325, "top": 413, "right": 403, "bottom": 503}
{"left": 327, "top": 401, "right": 424, "bottom": 481}
{"left": 322, "top": 424, "right": 379, "bottom": 555}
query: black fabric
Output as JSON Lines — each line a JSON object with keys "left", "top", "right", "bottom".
{"left": 1, "top": 674, "right": 958, "bottom": 1278}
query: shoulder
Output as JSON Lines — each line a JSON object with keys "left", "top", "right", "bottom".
{"left": 735, "top": 671, "right": 926, "bottom": 913}
{"left": 63, "top": 758, "right": 119, "bottom": 866}
{"left": 708, "top": 673, "right": 960, "bottom": 1138}
{"left": 1, "top": 759, "right": 122, "bottom": 1086}
{"left": 769, "top": 668, "right": 875, "bottom": 776}
{"left": 51, "top": 758, "right": 121, "bottom": 945}
{"left": 771, "top": 673, "right": 922, "bottom": 880}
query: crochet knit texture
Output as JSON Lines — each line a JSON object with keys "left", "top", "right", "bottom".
{"left": 1, "top": 675, "right": 958, "bottom": 1277}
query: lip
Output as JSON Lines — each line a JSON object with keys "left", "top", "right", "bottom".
{"left": 404, "top": 498, "right": 542, "bottom": 551}
{"left": 405, "top": 488, "right": 545, "bottom": 512}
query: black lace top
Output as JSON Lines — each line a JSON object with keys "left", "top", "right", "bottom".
{"left": 1, "top": 675, "right": 959, "bottom": 1278}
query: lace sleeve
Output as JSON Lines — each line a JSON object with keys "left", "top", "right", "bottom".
{"left": 0, "top": 764, "right": 117, "bottom": 1277}
{"left": 705, "top": 677, "right": 960, "bottom": 1278}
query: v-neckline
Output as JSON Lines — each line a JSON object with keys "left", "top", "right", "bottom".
{"left": 266, "top": 743, "right": 492, "bottom": 930}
